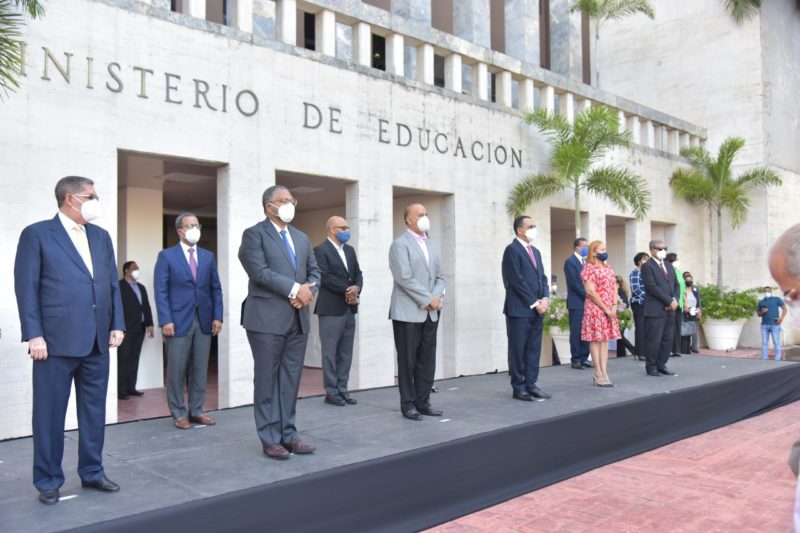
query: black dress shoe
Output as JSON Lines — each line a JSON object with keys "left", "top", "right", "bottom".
{"left": 38, "top": 489, "right": 59, "bottom": 505}
{"left": 658, "top": 368, "right": 676, "bottom": 376}
{"left": 646, "top": 370, "right": 662, "bottom": 376}
{"left": 581, "top": 361, "right": 594, "bottom": 368}
{"left": 417, "top": 406, "right": 443, "bottom": 416}
{"left": 670, "top": 352, "right": 682, "bottom": 357}
{"left": 129, "top": 390, "right": 144, "bottom": 397}
{"left": 570, "top": 363, "right": 584, "bottom": 369}
{"left": 117, "top": 395, "right": 129, "bottom": 400}
{"left": 431, "top": 385, "right": 439, "bottom": 393}
{"left": 340, "top": 393, "right": 357, "bottom": 405}
{"left": 402, "top": 408, "right": 423, "bottom": 420}
{"left": 527, "top": 387, "right": 552, "bottom": 400}
{"left": 691, "top": 349, "right": 700, "bottom": 354}
{"left": 324, "top": 395, "right": 346, "bottom": 406}
{"left": 513, "top": 392, "right": 535, "bottom": 401}
{"left": 81, "top": 477, "right": 120, "bottom": 493}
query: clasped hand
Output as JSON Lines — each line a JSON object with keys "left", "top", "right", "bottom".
{"left": 289, "top": 282, "right": 316, "bottom": 309}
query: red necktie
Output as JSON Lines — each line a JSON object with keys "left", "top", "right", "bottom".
{"left": 189, "top": 248, "right": 198, "bottom": 281}
{"left": 660, "top": 261, "right": 668, "bottom": 278}
{"left": 526, "top": 245, "right": 538, "bottom": 270}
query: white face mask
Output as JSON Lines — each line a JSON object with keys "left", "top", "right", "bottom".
{"left": 525, "top": 227, "right": 537, "bottom": 242}
{"left": 672, "top": 260, "right": 681, "bottom": 270}
{"left": 272, "top": 203, "right": 295, "bottom": 224}
{"left": 762, "top": 292, "right": 771, "bottom": 300}
{"left": 184, "top": 227, "right": 201, "bottom": 245}
{"left": 416, "top": 215, "right": 431, "bottom": 233}
{"left": 656, "top": 250, "right": 667, "bottom": 260}
{"left": 73, "top": 196, "right": 100, "bottom": 222}
{"left": 131, "top": 269, "right": 141, "bottom": 280}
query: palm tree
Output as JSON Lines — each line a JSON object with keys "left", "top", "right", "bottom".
{"left": 669, "top": 137, "right": 781, "bottom": 288}
{"left": 570, "top": 0, "right": 655, "bottom": 88}
{"left": 0, "top": 0, "right": 44, "bottom": 97}
{"left": 722, "top": 0, "right": 761, "bottom": 25}
{"left": 507, "top": 105, "right": 651, "bottom": 238}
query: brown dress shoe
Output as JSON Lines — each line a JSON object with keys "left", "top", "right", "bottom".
{"left": 174, "top": 418, "right": 191, "bottom": 430}
{"left": 189, "top": 414, "right": 216, "bottom": 426}
{"left": 282, "top": 440, "right": 316, "bottom": 454}
{"left": 263, "top": 444, "right": 290, "bottom": 460}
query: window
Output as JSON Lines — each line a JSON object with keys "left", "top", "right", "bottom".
{"left": 336, "top": 22, "right": 353, "bottom": 61}
{"left": 372, "top": 34, "right": 386, "bottom": 70}
{"left": 433, "top": 54, "right": 445, "bottom": 88}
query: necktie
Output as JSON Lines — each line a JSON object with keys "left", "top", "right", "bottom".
{"left": 281, "top": 230, "right": 297, "bottom": 269}
{"left": 526, "top": 245, "right": 538, "bottom": 270}
{"left": 71, "top": 225, "right": 93, "bottom": 277}
{"left": 188, "top": 248, "right": 198, "bottom": 281}
{"left": 581, "top": 257, "right": 586, "bottom": 266}
{"left": 660, "top": 261, "right": 668, "bottom": 278}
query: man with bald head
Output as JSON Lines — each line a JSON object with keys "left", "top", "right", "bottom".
{"left": 769, "top": 223, "right": 800, "bottom": 330}
{"left": 314, "top": 216, "right": 363, "bottom": 406}
{"left": 389, "top": 203, "right": 446, "bottom": 421}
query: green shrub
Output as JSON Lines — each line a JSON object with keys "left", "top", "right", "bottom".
{"left": 544, "top": 297, "right": 571, "bottom": 333}
{"left": 699, "top": 285, "right": 757, "bottom": 321}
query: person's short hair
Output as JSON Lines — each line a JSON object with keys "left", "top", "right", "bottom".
{"left": 586, "top": 240, "right": 605, "bottom": 266}
{"left": 122, "top": 261, "right": 136, "bottom": 273}
{"left": 573, "top": 237, "right": 587, "bottom": 248}
{"left": 633, "top": 252, "right": 649, "bottom": 266}
{"left": 174, "top": 212, "right": 197, "bottom": 230}
{"left": 666, "top": 252, "right": 678, "bottom": 263}
{"left": 262, "top": 184, "right": 289, "bottom": 208}
{"left": 513, "top": 216, "right": 530, "bottom": 234}
{"left": 764, "top": 285, "right": 773, "bottom": 290}
{"left": 649, "top": 239, "right": 665, "bottom": 251}
{"left": 55, "top": 176, "right": 94, "bottom": 207}
{"left": 682, "top": 271, "right": 693, "bottom": 279}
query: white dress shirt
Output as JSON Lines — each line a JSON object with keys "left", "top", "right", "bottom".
{"left": 407, "top": 228, "right": 429, "bottom": 264}
{"left": 179, "top": 241, "right": 198, "bottom": 268}
{"left": 327, "top": 237, "right": 348, "bottom": 271}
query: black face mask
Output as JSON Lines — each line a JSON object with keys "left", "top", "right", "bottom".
{"left": 685, "top": 280, "right": 693, "bottom": 287}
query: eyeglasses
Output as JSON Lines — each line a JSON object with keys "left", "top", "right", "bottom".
{"left": 653, "top": 247, "right": 668, "bottom": 251}
{"left": 272, "top": 198, "right": 298, "bottom": 206}
{"left": 182, "top": 224, "right": 202, "bottom": 230}
{"left": 72, "top": 193, "right": 99, "bottom": 201}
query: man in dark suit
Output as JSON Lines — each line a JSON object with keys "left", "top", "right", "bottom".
{"left": 117, "top": 260, "right": 154, "bottom": 400}
{"left": 239, "top": 185, "right": 321, "bottom": 459}
{"left": 314, "top": 216, "right": 363, "bottom": 407}
{"left": 564, "top": 237, "right": 592, "bottom": 369}
{"left": 389, "top": 203, "right": 446, "bottom": 421}
{"left": 641, "top": 239, "right": 680, "bottom": 376}
{"left": 154, "top": 213, "right": 223, "bottom": 430}
{"left": 502, "top": 216, "right": 552, "bottom": 401}
{"left": 14, "top": 176, "right": 125, "bottom": 505}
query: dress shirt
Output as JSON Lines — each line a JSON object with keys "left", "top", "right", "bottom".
{"left": 574, "top": 251, "right": 586, "bottom": 265}
{"left": 407, "top": 228, "right": 429, "bottom": 264}
{"left": 127, "top": 279, "right": 144, "bottom": 322}
{"left": 179, "top": 241, "right": 198, "bottom": 269}
{"left": 270, "top": 219, "right": 301, "bottom": 298}
{"left": 327, "top": 237, "right": 348, "bottom": 271}
{"left": 629, "top": 268, "right": 645, "bottom": 304}
{"left": 58, "top": 211, "right": 93, "bottom": 276}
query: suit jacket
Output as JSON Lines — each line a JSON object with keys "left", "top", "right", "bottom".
{"left": 154, "top": 244, "right": 224, "bottom": 337}
{"left": 502, "top": 240, "right": 549, "bottom": 318}
{"left": 641, "top": 258, "right": 680, "bottom": 318}
{"left": 119, "top": 279, "right": 154, "bottom": 332}
{"left": 564, "top": 254, "right": 586, "bottom": 310}
{"left": 238, "top": 220, "right": 321, "bottom": 335}
{"left": 314, "top": 239, "right": 363, "bottom": 316}
{"left": 388, "top": 231, "right": 446, "bottom": 323}
{"left": 14, "top": 215, "right": 125, "bottom": 356}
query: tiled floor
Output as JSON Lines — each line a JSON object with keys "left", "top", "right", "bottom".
{"left": 429, "top": 363, "right": 800, "bottom": 533}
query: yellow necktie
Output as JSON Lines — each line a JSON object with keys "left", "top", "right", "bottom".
{"left": 72, "top": 225, "right": 94, "bottom": 277}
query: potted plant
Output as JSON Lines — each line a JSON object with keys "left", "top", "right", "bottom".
{"left": 698, "top": 285, "right": 757, "bottom": 350}
{"left": 544, "top": 297, "right": 571, "bottom": 364}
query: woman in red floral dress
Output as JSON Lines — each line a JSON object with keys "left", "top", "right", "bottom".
{"left": 581, "top": 240, "right": 621, "bottom": 387}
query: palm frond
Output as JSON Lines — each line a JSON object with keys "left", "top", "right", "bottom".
{"left": 583, "top": 165, "right": 651, "bottom": 220}
{"left": 711, "top": 137, "right": 745, "bottom": 183}
{"left": 723, "top": 0, "right": 761, "bottom": 25}
{"left": 507, "top": 173, "right": 572, "bottom": 218}
{"left": 570, "top": 0, "right": 601, "bottom": 17}
{"left": 605, "top": 0, "right": 656, "bottom": 21}
{"left": 551, "top": 142, "right": 591, "bottom": 182}
{"left": 734, "top": 166, "right": 782, "bottom": 189}
{"left": 0, "top": 1, "right": 44, "bottom": 96}
{"left": 573, "top": 105, "right": 631, "bottom": 157}
{"left": 669, "top": 168, "right": 715, "bottom": 205}
{"left": 679, "top": 145, "right": 713, "bottom": 173}
{"left": 523, "top": 108, "right": 571, "bottom": 145}
{"left": 719, "top": 182, "right": 750, "bottom": 228}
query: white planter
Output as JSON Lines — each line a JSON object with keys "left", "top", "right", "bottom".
{"left": 702, "top": 319, "right": 748, "bottom": 351}
{"left": 548, "top": 328, "right": 572, "bottom": 365}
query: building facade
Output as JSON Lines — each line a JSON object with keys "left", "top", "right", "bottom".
{"left": 0, "top": 0, "right": 793, "bottom": 440}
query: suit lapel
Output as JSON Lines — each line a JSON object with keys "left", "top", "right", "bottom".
{"left": 515, "top": 240, "right": 537, "bottom": 274}
{"left": 49, "top": 217, "right": 92, "bottom": 279}
{"left": 327, "top": 239, "right": 348, "bottom": 273}
{"left": 174, "top": 244, "right": 195, "bottom": 283}
{"left": 263, "top": 220, "right": 295, "bottom": 271}
{"left": 405, "top": 231, "right": 430, "bottom": 272}
{"left": 86, "top": 224, "right": 103, "bottom": 278}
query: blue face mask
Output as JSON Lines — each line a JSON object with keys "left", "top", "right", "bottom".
{"left": 597, "top": 252, "right": 609, "bottom": 262}
{"left": 336, "top": 230, "right": 351, "bottom": 244}
{"left": 579, "top": 246, "right": 588, "bottom": 257}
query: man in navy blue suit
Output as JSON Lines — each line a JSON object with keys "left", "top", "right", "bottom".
{"left": 502, "top": 216, "right": 552, "bottom": 401}
{"left": 14, "top": 176, "right": 125, "bottom": 505}
{"left": 154, "top": 213, "right": 224, "bottom": 430}
{"left": 564, "top": 237, "right": 592, "bottom": 369}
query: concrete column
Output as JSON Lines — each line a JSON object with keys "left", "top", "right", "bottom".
{"left": 391, "top": 0, "right": 431, "bottom": 24}
{"left": 181, "top": 0, "right": 206, "bottom": 18}
{"left": 680, "top": 132, "right": 691, "bottom": 149}
{"left": 580, "top": 210, "right": 606, "bottom": 244}
{"left": 625, "top": 218, "right": 651, "bottom": 277}
{"left": 668, "top": 129, "right": 681, "bottom": 154}
{"left": 519, "top": 78, "right": 535, "bottom": 111}
{"left": 550, "top": 0, "right": 583, "bottom": 82}
{"left": 276, "top": 0, "right": 296, "bottom": 46}
{"left": 539, "top": 84, "right": 555, "bottom": 114}
{"left": 315, "top": 9, "right": 336, "bottom": 56}
{"left": 472, "top": 62, "right": 488, "bottom": 100}
{"left": 453, "top": 0, "right": 491, "bottom": 48}
{"left": 504, "top": 0, "right": 540, "bottom": 64}
{"left": 690, "top": 136, "right": 701, "bottom": 147}
{"left": 416, "top": 43, "right": 434, "bottom": 84}
{"left": 230, "top": 0, "right": 253, "bottom": 32}
{"left": 352, "top": 22, "right": 371, "bottom": 67}
{"left": 642, "top": 120, "right": 655, "bottom": 149}
{"left": 627, "top": 115, "right": 642, "bottom": 144}
{"left": 617, "top": 110, "right": 626, "bottom": 133}
{"left": 385, "top": 34, "right": 404, "bottom": 76}
{"left": 444, "top": 53, "right": 462, "bottom": 93}
{"left": 559, "top": 91, "right": 575, "bottom": 123}
{"left": 580, "top": 98, "right": 592, "bottom": 114}
{"left": 495, "top": 71, "right": 513, "bottom": 107}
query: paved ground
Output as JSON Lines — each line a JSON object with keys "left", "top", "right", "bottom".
{"left": 430, "top": 354, "right": 800, "bottom": 533}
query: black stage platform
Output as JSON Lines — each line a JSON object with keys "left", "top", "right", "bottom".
{"left": 2, "top": 355, "right": 799, "bottom": 532}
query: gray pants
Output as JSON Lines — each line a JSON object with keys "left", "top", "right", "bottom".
{"left": 164, "top": 316, "right": 211, "bottom": 420}
{"left": 319, "top": 312, "right": 356, "bottom": 397}
{"left": 246, "top": 318, "right": 307, "bottom": 446}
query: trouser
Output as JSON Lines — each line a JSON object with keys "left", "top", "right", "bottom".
{"left": 164, "top": 315, "right": 211, "bottom": 419}
{"left": 631, "top": 302, "right": 645, "bottom": 357}
{"left": 644, "top": 311, "right": 674, "bottom": 373}
{"left": 568, "top": 307, "right": 589, "bottom": 364}
{"left": 506, "top": 315, "right": 544, "bottom": 393}
{"left": 117, "top": 325, "right": 145, "bottom": 396}
{"left": 319, "top": 312, "right": 356, "bottom": 397}
{"left": 761, "top": 324, "right": 782, "bottom": 360}
{"left": 393, "top": 316, "right": 439, "bottom": 413}
{"left": 32, "top": 341, "right": 108, "bottom": 491}
{"left": 672, "top": 310, "right": 683, "bottom": 354}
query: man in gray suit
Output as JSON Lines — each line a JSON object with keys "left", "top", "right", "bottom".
{"left": 389, "top": 203, "right": 446, "bottom": 421}
{"left": 238, "top": 185, "right": 321, "bottom": 460}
